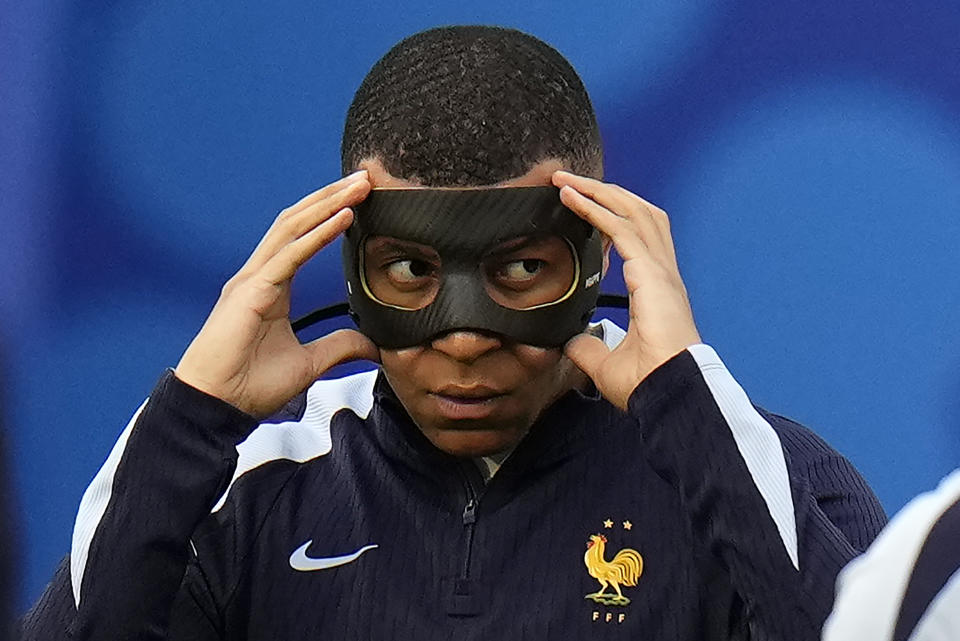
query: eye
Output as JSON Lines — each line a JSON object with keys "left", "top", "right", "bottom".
{"left": 385, "top": 259, "right": 434, "bottom": 284}
{"left": 499, "top": 259, "right": 544, "bottom": 282}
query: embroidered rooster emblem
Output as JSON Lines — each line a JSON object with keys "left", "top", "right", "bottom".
{"left": 583, "top": 534, "right": 643, "bottom": 606}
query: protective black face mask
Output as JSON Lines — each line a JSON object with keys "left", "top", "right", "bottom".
{"left": 291, "top": 186, "right": 626, "bottom": 348}
{"left": 342, "top": 186, "right": 603, "bottom": 348}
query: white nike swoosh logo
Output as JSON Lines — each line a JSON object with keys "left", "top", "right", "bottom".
{"left": 288, "top": 540, "right": 379, "bottom": 572}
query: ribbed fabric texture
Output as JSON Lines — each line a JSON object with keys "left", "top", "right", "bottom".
{"left": 21, "top": 350, "right": 887, "bottom": 640}
{"left": 688, "top": 344, "right": 798, "bottom": 569}
{"left": 70, "top": 400, "right": 147, "bottom": 605}
{"left": 627, "top": 350, "right": 886, "bottom": 638}
{"left": 24, "top": 371, "right": 259, "bottom": 641}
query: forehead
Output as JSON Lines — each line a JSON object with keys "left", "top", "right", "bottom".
{"left": 359, "top": 157, "right": 568, "bottom": 188}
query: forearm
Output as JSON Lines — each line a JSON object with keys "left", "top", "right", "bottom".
{"left": 27, "top": 371, "right": 256, "bottom": 641}
{"left": 629, "top": 345, "right": 882, "bottom": 638}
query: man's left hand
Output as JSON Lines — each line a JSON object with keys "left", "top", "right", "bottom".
{"left": 552, "top": 171, "right": 702, "bottom": 410}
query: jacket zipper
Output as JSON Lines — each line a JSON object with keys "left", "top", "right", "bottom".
{"left": 458, "top": 466, "right": 482, "bottom": 582}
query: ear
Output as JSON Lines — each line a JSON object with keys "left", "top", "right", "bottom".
{"left": 356, "top": 157, "right": 417, "bottom": 188}
{"left": 599, "top": 233, "right": 613, "bottom": 278}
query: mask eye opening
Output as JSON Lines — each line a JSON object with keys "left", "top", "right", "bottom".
{"left": 359, "top": 235, "right": 442, "bottom": 311}
{"left": 482, "top": 236, "right": 582, "bottom": 311}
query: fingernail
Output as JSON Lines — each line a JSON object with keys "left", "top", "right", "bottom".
{"left": 345, "top": 169, "right": 368, "bottom": 182}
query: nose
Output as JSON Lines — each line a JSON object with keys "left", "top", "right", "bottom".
{"left": 430, "top": 330, "right": 503, "bottom": 363}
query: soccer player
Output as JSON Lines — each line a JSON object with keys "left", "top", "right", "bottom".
{"left": 23, "top": 26, "right": 886, "bottom": 640}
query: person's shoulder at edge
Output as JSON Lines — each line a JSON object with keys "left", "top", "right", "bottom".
{"left": 259, "top": 367, "right": 381, "bottom": 424}
{"left": 202, "top": 367, "right": 383, "bottom": 518}
{"left": 822, "top": 469, "right": 960, "bottom": 641}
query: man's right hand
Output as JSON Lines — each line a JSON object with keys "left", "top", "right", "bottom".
{"left": 174, "top": 170, "right": 379, "bottom": 418}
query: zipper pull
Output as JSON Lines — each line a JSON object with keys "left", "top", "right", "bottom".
{"left": 462, "top": 498, "right": 477, "bottom": 525}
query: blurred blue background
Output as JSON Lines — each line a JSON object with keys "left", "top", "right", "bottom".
{"left": 3, "top": 0, "right": 959, "bottom": 609}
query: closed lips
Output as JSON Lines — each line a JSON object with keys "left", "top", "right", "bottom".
{"left": 433, "top": 385, "right": 506, "bottom": 400}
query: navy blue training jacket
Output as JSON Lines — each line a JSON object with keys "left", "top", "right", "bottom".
{"left": 22, "top": 332, "right": 887, "bottom": 640}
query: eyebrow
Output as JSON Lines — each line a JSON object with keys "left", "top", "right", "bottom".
{"left": 365, "top": 237, "right": 438, "bottom": 258}
{"left": 485, "top": 235, "right": 550, "bottom": 257}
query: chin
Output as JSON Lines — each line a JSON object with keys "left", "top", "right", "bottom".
{"left": 424, "top": 428, "right": 525, "bottom": 458}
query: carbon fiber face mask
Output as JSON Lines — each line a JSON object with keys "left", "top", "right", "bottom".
{"left": 341, "top": 186, "right": 603, "bottom": 348}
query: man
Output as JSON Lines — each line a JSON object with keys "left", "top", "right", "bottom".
{"left": 22, "top": 26, "right": 885, "bottom": 640}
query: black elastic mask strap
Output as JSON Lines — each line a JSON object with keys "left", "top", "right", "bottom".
{"left": 290, "top": 303, "right": 352, "bottom": 333}
{"left": 290, "top": 295, "right": 629, "bottom": 335}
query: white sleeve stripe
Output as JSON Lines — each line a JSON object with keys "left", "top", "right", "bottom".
{"left": 688, "top": 344, "right": 800, "bottom": 570}
{"left": 70, "top": 399, "right": 148, "bottom": 607}
{"left": 211, "top": 369, "right": 379, "bottom": 513}
{"left": 596, "top": 318, "right": 626, "bottom": 350}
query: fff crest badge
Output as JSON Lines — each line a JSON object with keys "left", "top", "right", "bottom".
{"left": 584, "top": 517, "right": 643, "bottom": 609}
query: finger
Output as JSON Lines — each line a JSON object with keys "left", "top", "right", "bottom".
{"left": 283, "top": 179, "right": 370, "bottom": 242}
{"left": 553, "top": 171, "right": 639, "bottom": 220}
{"left": 554, "top": 171, "right": 675, "bottom": 261}
{"left": 259, "top": 207, "right": 354, "bottom": 284}
{"left": 563, "top": 333, "right": 610, "bottom": 382}
{"left": 282, "top": 170, "right": 368, "bottom": 220}
{"left": 249, "top": 171, "right": 367, "bottom": 262}
{"left": 245, "top": 179, "right": 369, "bottom": 273}
{"left": 554, "top": 171, "right": 665, "bottom": 220}
{"left": 559, "top": 185, "right": 655, "bottom": 263}
{"left": 304, "top": 329, "right": 381, "bottom": 378}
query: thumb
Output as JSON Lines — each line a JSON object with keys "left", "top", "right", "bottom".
{"left": 304, "top": 329, "right": 381, "bottom": 378}
{"left": 563, "top": 333, "right": 610, "bottom": 382}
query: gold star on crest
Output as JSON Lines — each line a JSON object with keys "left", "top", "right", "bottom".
{"left": 603, "top": 519, "right": 614, "bottom": 528}
{"left": 623, "top": 520, "right": 633, "bottom": 530}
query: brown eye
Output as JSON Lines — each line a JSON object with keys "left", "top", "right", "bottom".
{"left": 385, "top": 259, "right": 434, "bottom": 284}
{"left": 499, "top": 259, "right": 544, "bottom": 282}
{"left": 362, "top": 236, "right": 441, "bottom": 310}
{"left": 482, "top": 235, "right": 575, "bottom": 309}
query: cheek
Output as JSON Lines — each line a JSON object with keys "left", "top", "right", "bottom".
{"left": 380, "top": 345, "right": 424, "bottom": 364}
{"left": 511, "top": 346, "right": 566, "bottom": 382}
{"left": 379, "top": 348, "right": 425, "bottom": 389}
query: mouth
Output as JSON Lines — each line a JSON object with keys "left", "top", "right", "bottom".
{"left": 428, "top": 385, "right": 509, "bottom": 420}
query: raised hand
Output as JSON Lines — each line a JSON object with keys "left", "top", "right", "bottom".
{"left": 552, "top": 171, "right": 702, "bottom": 410}
{"left": 175, "top": 170, "right": 379, "bottom": 418}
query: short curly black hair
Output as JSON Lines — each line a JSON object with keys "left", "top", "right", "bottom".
{"left": 341, "top": 26, "right": 603, "bottom": 186}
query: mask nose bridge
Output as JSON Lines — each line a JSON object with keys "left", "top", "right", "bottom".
{"left": 431, "top": 266, "right": 496, "bottom": 333}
